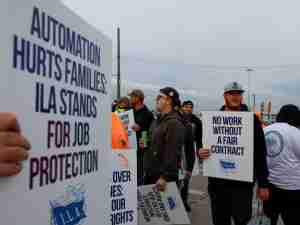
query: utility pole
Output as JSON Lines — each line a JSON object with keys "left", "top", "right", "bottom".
{"left": 117, "top": 27, "right": 121, "bottom": 99}
{"left": 252, "top": 94, "right": 256, "bottom": 112}
{"left": 246, "top": 68, "right": 253, "bottom": 109}
{"left": 267, "top": 101, "right": 272, "bottom": 122}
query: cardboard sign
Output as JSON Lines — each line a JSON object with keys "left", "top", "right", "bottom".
{"left": 202, "top": 112, "right": 254, "bottom": 182}
{"left": 138, "top": 183, "right": 190, "bottom": 225}
{"left": 0, "top": 1, "right": 112, "bottom": 224}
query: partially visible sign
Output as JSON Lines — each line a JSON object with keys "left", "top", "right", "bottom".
{"left": 138, "top": 183, "right": 190, "bottom": 225}
{"left": 117, "top": 110, "right": 138, "bottom": 150}
{"left": 0, "top": 0, "right": 112, "bottom": 224}
{"left": 110, "top": 149, "right": 137, "bottom": 225}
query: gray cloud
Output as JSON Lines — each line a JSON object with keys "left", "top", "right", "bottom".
{"left": 62, "top": 0, "right": 300, "bottom": 112}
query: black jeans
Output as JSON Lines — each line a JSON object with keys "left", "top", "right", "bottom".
{"left": 264, "top": 184, "right": 300, "bottom": 225}
{"left": 137, "top": 151, "right": 144, "bottom": 186}
{"left": 208, "top": 184, "right": 253, "bottom": 225}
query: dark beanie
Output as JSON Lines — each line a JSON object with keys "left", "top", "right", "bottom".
{"left": 276, "top": 104, "right": 300, "bottom": 127}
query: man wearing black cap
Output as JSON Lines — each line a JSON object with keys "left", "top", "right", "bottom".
{"left": 128, "top": 89, "right": 154, "bottom": 186}
{"left": 181, "top": 100, "right": 203, "bottom": 211}
{"left": 143, "top": 87, "right": 185, "bottom": 191}
{"left": 182, "top": 100, "right": 203, "bottom": 151}
{"left": 198, "top": 82, "right": 270, "bottom": 225}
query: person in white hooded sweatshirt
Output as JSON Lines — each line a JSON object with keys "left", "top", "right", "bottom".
{"left": 263, "top": 104, "right": 300, "bottom": 225}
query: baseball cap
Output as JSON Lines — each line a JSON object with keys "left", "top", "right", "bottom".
{"left": 182, "top": 100, "right": 194, "bottom": 108}
{"left": 159, "top": 87, "right": 181, "bottom": 107}
{"left": 224, "top": 82, "right": 245, "bottom": 94}
{"left": 128, "top": 89, "right": 144, "bottom": 100}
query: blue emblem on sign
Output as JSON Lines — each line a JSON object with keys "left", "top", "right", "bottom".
{"left": 265, "top": 130, "right": 284, "bottom": 158}
{"left": 220, "top": 160, "right": 236, "bottom": 169}
{"left": 50, "top": 184, "right": 87, "bottom": 225}
{"left": 219, "top": 159, "right": 238, "bottom": 174}
{"left": 167, "top": 196, "right": 177, "bottom": 210}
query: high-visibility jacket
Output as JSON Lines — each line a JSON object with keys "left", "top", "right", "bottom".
{"left": 111, "top": 113, "right": 129, "bottom": 149}
{"left": 255, "top": 112, "right": 267, "bottom": 128}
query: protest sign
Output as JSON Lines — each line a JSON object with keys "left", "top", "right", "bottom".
{"left": 0, "top": 0, "right": 112, "bottom": 224}
{"left": 138, "top": 182, "right": 190, "bottom": 225}
{"left": 202, "top": 112, "right": 254, "bottom": 182}
{"left": 117, "top": 110, "right": 138, "bottom": 150}
{"left": 109, "top": 149, "right": 137, "bottom": 225}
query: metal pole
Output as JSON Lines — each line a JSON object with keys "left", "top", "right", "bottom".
{"left": 117, "top": 27, "right": 121, "bottom": 99}
{"left": 246, "top": 68, "right": 253, "bottom": 109}
{"left": 252, "top": 94, "right": 256, "bottom": 112}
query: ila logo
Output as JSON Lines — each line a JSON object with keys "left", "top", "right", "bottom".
{"left": 50, "top": 184, "right": 87, "bottom": 225}
{"left": 219, "top": 159, "right": 237, "bottom": 174}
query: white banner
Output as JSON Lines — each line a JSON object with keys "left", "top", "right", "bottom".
{"left": 138, "top": 183, "right": 190, "bottom": 225}
{"left": 0, "top": 0, "right": 112, "bottom": 224}
{"left": 110, "top": 149, "right": 137, "bottom": 225}
{"left": 117, "top": 110, "right": 138, "bottom": 150}
{"left": 202, "top": 112, "right": 254, "bottom": 182}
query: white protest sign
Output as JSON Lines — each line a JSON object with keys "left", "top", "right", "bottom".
{"left": 202, "top": 112, "right": 254, "bottom": 182}
{"left": 110, "top": 149, "right": 137, "bottom": 225}
{"left": 117, "top": 110, "right": 138, "bottom": 150}
{"left": 138, "top": 182, "right": 190, "bottom": 225}
{"left": 0, "top": 0, "right": 112, "bottom": 224}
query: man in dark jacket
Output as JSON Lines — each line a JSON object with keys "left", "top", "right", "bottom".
{"left": 180, "top": 100, "right": 203, "bottom": 212}
{"left": 178, "top": 110, "right": 195, "bottom": 212}
{"left": 128, "top": 89, "right": 154, "bottom": 186}
{"left": 199, "top": 81, "right": 270, "bottom": 225}
{"left": 143, "top": 87, "right": 185, "bottom": 191}
{"left": 182, "top": 100, "right": 203, "bottom": 149}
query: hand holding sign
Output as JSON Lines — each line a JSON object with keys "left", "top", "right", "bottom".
{"left": 257, "top": 187, "right": 270, "bottom": 201}
{"left": 198, "top": 148, "right": 211, "bottom": 159}
{"left": 185, "top": 170, "right": 192, "bottom": 178}
{"left": 0, "top": 113, "right": 31, "bottom": 177}
{"left": 155, "top": 177, "right": 167, "bottom": 192}
{"left": 132, "top": 124, "right": 141, "bottom": 132}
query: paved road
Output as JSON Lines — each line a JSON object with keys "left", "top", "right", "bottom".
{"left": 181, "top": 175, "right": 283, "bottom": 225}
{"left": 184, "top": 176, "right": 213, "bottom": 225}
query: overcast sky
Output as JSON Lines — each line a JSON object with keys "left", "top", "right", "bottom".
{"left": 62, "top": 0, "right": 300, "bottom": 111}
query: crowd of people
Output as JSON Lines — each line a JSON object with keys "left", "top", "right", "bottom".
{"left": 1, "top": 81, "right": 300, "bottom": 225}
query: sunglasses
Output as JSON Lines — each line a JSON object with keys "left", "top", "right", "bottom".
{"left": 226, "top": 91, "right": 243, "bottom": 96}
